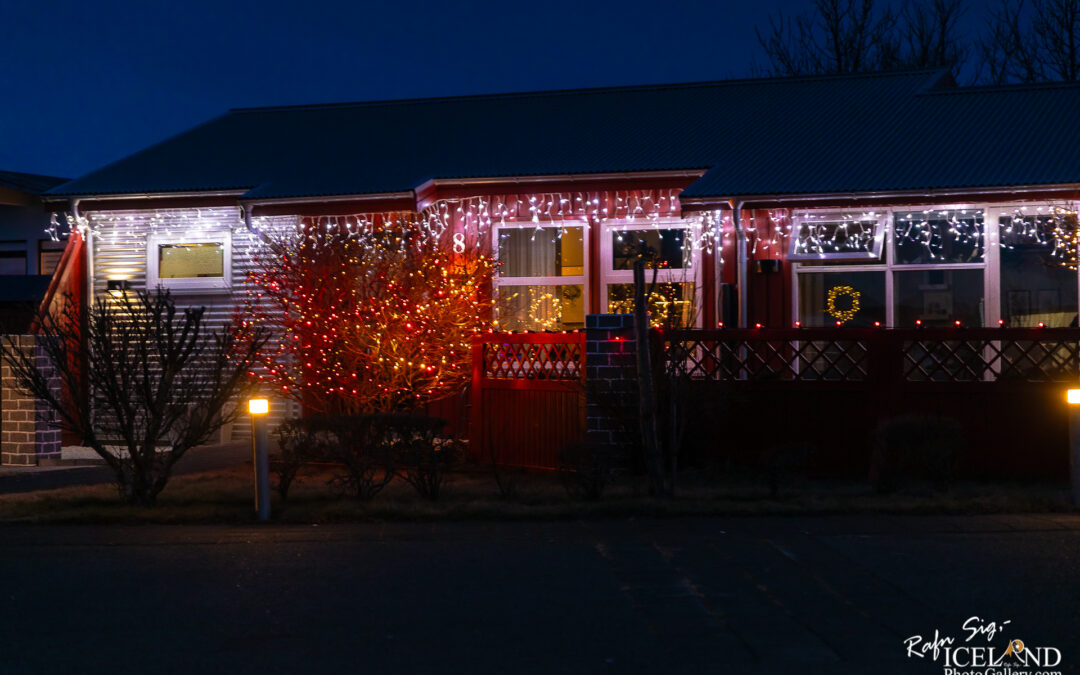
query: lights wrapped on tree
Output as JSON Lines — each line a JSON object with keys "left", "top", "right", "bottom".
{"left": 241, "top": 220, "right": 494, "bottom": 415}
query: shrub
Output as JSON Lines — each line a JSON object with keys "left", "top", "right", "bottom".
{"left": 384, "top": 414, "right": 455, "bottom": 500}
{"left": 870, "top": 414, "right": 963, "bottom": 493}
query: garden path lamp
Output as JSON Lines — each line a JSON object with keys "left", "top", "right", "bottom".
{"left": 249, "top": 397, "right": 271, "bottom": 521}
{"left": 1067, "top": 389, "right": 1080, "bottom": 507}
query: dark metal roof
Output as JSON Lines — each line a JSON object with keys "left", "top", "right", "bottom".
{"left": 0, "top": 170, "right": 68, "bottom": 196}
{"left": 683, "top": 79, "right": 1080, "bottom": 199}
{"left": 49, "top": 70, "right": 1080, "bottom": 202}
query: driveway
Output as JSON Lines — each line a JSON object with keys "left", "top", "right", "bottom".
{"left": 0, "top": 515, "right": 1077, "bottom": 674}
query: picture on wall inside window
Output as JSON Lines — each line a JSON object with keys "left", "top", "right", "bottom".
{"left": 1006, "top": 290, "right": 1030, "bottom": 319}
{"left": 1037, "top": 289, "right": 1061, "bottom": 313}
{"left": 922, "top": 290, "right": 953, "bottom": 321}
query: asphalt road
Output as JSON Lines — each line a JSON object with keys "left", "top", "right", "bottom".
{"left": 0, "top": 515, "right": 1078, "bottom": 675}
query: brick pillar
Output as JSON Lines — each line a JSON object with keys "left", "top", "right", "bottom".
{"left": 585, "top": 314, "right": 639, "bottom": 451}
{"left": 2, "top": 335, "right": 62, "bottom": 466}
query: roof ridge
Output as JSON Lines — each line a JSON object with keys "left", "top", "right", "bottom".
{"left": 0, "top": 169, "right": 69, "bottom": 182}
{"left": 228, "top": 68, "right": 949, "bottom": 113}
{"left": 922, "top": 79, "right": 1080, "bottom": 95}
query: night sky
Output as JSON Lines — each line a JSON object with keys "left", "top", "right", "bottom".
{"left": 1, "top": 0, "right": 994, "bottom": 180}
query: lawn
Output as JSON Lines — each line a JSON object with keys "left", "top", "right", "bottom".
{"left": 0, "top": 462, "right": 1075, "bottom": 524}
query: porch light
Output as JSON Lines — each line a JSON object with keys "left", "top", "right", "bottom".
{"left": 1067, "top": 390, "right": 1080, "bottom": 506}
{"left": 249, "top": 397, "right": 270, "bottom": 521}
{"left": 106, "top": 279, "right": 130, "bottom": 295}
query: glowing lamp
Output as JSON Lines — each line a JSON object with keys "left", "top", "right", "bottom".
{"left": 248, "top": 398, "right": 269, "bottom": 415}
{"left": 106, "top": 279, "right": 130, "bottom": 295}
{"left": 1068, "top": 389, "right": 1080, "bottom": 405}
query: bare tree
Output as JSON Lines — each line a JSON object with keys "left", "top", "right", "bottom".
{"left": 902, "top": 0, "right": 969, "bottom": 71}
{"left": 980, "top": 0, "right": 1080, "bottom": 82}
{"left": 757, "top": 0, "right": 968, "bottom": 76}
{"left": 4, "top": 289, "right": 267, "bottom": 505}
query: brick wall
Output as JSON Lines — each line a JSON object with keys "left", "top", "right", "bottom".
{"left": 584, "top": 314, "right": 639, "bottom": 451}
{"left": 1, "top": 335, "right": 62, "bottom": 466}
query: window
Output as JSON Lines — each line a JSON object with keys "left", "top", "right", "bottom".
{"left": 1000, "top": 211, "right": 1079, "bottom": 327}
{"left": 146, "top": 232, "right": 231, "bottom": 291}
{"left": 789, "top": 212, "right": 886, "bottom": 261}
{"left": 494, "top": 226, "right": 585, "bottom": 331}
{"left": 602, "top": 222, "right": 700, "bottom": 328}
{"left": 793, "top": 207, "right": 987, "bottom": 327}
{"left": 39, "top": 239, "right": 67, "bottom": 275}
{"left": 798, "top": 271, "right": 885, "bottom": 327}
{"left": 893, "top": 209, "right": 984, "bottom": 264}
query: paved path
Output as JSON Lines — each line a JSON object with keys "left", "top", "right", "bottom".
{"left": 0, "top": 515, "right": 1077, "bottom": 674}
{"left": 0, "top": 441, "right": 251, "bottom": 494}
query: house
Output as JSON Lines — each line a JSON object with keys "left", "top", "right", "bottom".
{"left": 31, "top": 69, "right": 1080, "bottom": 475}
{"left": 0, "top": 170, "right": 69, "bottom": 330}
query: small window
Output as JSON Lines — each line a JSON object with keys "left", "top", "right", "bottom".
{"left": 610, "top": 229, "right": 688, "bottom": 270}
{"left": 789, "top": 213, "right": 885, "bottom": 261}
{"left": 147, "top": 233, "right": 231, "bottom": 291}
{"left": 498, "top": 227, "right": 584, "bottom": 277}
{"left": 39, "top": 239, "right": 68, "bottom": 275}
{"left": 893, "top": 209, "right": 984, "bottom": 264}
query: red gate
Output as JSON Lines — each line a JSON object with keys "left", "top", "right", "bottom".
{"left": 469, "top": 332, "right": 586, "bottom": 469}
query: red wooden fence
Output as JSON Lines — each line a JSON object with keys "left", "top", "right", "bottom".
{"left": 470, "top": 332, "right": 586, "bottom": 469}
{"left": 661, "top": 326, "right": 1080, "bottom": 478}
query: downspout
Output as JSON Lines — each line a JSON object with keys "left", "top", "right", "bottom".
{"left": 728, "top": 200, "right": 748, "bottom": 328}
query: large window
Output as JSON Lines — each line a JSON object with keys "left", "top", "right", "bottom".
{"left": 494, "top": 226, "right": 585, "bottom": 331}
{"left": 146, "top": 232, "right": 231, "bottom": 292}
{"left": 794, "top": 208, "right": 986, "bottom": 327}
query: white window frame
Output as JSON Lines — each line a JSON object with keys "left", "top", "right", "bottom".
{"left": 146, "top": 231, "right": 232, "bottom": 293}
{"left": 600, "top": 218, "right": 703, "bottom": 327}
{"left": 791, "top": 205, "right": 987, "bottom": 327}
{"left": 491, "top": 222, "right": 589, "bottom": 331}
{"left": 788, "top": 211, "right": 888, "bottom": 261}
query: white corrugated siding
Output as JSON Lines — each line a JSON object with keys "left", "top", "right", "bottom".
{"left": 88, "top": 207, "right": 302, "bottom": 437}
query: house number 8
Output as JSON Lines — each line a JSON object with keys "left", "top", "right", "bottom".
{"left": 453, "top": 233, "right": 466, "bottom": 254}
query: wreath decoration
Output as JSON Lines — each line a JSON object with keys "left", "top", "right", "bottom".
{"left": 529, "top": 292, "right": 561, "bottom": 330}
{"left": 826, "top": 285, "right": 861, "bottom": 323}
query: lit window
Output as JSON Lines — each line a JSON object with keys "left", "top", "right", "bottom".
{"left": 147, "top": 233, "right": 231, "bottom": 291}
{"left": 494, "top": 226, "right": 586, "bottom": 331}
{"left": 602, "top": 222, "right": 700, "bottom": 328}
{"left": 893, "top": 210, "right": 984, "bottom": 264}
{"left": 789, "top": 213, "right": 885, "bottom": 261}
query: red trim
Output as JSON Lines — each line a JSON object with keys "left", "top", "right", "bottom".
{"left": 681, "top": 187, "right": 1080, "bottom": 212}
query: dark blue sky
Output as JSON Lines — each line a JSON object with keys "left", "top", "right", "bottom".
{"left": 1, "top": 0, "right": 994, "bottom": 180}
